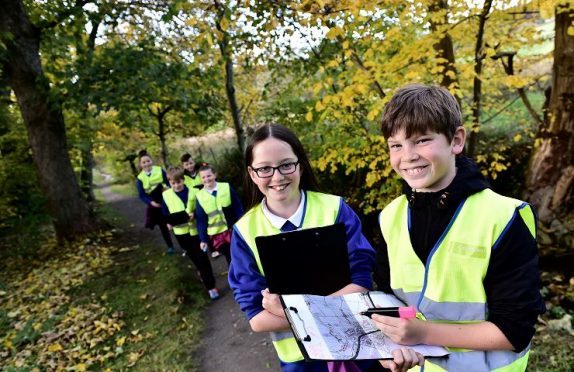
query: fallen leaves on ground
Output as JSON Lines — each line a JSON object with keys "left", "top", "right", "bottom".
{"left": 0, "top": 233, "right": 146, "bottom": 369}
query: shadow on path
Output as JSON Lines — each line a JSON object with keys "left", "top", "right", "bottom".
{"left": 99, "top": 183, "right": 279, "bottom": 372}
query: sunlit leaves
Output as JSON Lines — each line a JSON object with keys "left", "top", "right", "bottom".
{"left": 254, "top": 0, "right": 553, "bottom": 212}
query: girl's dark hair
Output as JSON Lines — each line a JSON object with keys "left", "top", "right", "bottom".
{"left": 244, "top": 123, "right": 320, "bottom": 211}
{"left": 138, "top": 149, "right": 150, "bottom": 159}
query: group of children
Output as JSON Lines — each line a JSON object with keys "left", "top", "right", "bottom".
{"left": 136, "top": 151, "right": 242, "bottom": 300}
{"left": 139, "top": 84, "right": 545, "bottom": 371}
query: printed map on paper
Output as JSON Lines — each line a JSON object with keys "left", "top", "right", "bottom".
{"left": 282, "top": 292, "right": 448, "bottom": 360}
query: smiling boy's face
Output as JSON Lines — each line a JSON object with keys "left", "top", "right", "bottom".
{"left": 169, "top": 178, "right": 185, "bottom": 192}
{"left": 182, "top": 159, "right": 195, "bottom": 172}
{"left": 387, "top": 126, "right": 465, "bottom": 192}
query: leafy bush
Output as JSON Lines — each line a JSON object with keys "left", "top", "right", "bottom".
{"left": 0, "top": 105, "right": 49, "bottom": 257}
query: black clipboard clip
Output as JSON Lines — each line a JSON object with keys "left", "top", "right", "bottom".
{"left": 286, "top": 306, "right": 311, "bottom": 342}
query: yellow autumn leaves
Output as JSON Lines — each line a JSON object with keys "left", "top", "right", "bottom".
{"left": 0, "top": 232, "right": 148, "bottom": 370}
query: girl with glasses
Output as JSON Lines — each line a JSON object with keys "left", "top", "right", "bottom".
{"left": 228, "top": 124, "right": 408, "bottom": 371}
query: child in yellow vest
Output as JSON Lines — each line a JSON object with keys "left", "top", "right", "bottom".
{"left": 228, "top": 123, "right": 416, "bottom": 372}
{"left": 162, "top": 167, "right": 219, "bottom": 300}
{"left": 372, "top": 84, "right": 545, "bottom": 371}
{"left": 181, "top": 153, "right": 203, "bottom": 190}
{"left": 195, "top": 164, "right": 243, "bottom": 265}
{"left": 135, "top": 150, "right": 175, "bottom": 254}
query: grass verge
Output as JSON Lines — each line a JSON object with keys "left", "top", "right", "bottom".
{"left": 0, "top": 194, "right": 208, "bottom": 371}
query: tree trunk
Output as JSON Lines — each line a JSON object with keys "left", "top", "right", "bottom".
{"left": 80, "top": 139, "right": 96, "bottom": 202}
{"left": 215, "top": 2, "right": 245, "bottom": 153}
{"left": 223, "top": 55, "right": 245, "bottom": 152}
{"left": 525, "top": 4, "right": 574, "bottom": 224}
{"left": 0, "top": 0, "right": 96, "bottom": 241}
{"left": 159, "top": 112, "right": 169, "bottom": 167}
{"left": 468, "top": 0, "right": 493, "bottom": 158}
{"left": 429, "top": 0, "right": 459, "bottom": 91}
{"left": 149, "top": 105, "right": 172, "bottom": 167}
{"left": 78, "top": 18, "right": 101, "bottom": 204}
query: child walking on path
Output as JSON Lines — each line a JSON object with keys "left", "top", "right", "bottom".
{"left": 162, "top": 167, "right": 219, "bottom": 300}
{"left": 195, "top": 164, "right": 243, "bottom": 265}
{"left": 228, "top": 124, "right": 416, "bottom": 372}
{"left": 135, "top": 150, "right": 175, "bottom": 254}
{"left": 181, "top": 153, "right": 203, "bottom": 190}
{"left": 372, "top": 84, "right": 546, "bottom": 371}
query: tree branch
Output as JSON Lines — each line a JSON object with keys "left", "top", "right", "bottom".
{"left": 492, "top": 52, "right": 544, "bottom": 125}
{"left": 349, "top": 49, "right": 385, "bottom": 98}
{"left": 482, "top": 95, "right": 520, "bottom": 125}
{"left": 36, "top": 0, "right": 92, "bottom": 30}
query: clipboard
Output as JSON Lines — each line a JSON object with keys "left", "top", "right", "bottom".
{"left": 255, "top": 223, "right": 351, "bottom": 295}
{"left": 166, "top": 211, "right": 190, "bottom": 226}
{"left": 279, "top": 292, "right": 450, "bottom": 361}
{"left": 149, "top": 184, "right": 165, "bottom": 203}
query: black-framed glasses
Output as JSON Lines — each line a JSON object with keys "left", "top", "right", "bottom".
{"left": 251, "top": 161, "right": 299, "bottom": 178}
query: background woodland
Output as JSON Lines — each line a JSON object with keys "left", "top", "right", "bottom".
{"left": 1, "top": 0, "right": 573, "bottom": 370}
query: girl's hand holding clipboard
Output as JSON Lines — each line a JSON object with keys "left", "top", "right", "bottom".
{"left": 261, "top": 288, "right": 285, "bottom": 318}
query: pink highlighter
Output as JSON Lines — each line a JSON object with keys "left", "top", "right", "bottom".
{"left": 360, "top": 306, "right": 416, "bottom": 319}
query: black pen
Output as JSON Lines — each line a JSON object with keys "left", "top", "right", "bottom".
{"left": 360, "top": 306, "right": 416, "bottom": 319}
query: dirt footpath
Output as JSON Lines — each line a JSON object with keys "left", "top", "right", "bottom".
{"left": 100, "top": 183, "right": 279, "bottom": 372}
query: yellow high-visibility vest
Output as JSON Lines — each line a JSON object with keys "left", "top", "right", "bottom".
{"left": 196, "top": 183, "right": 232, "bottom": 236}
{"left": 380, "top": 189, "right": 535, "bottom": 371}
{"left": 137, "top": 166, "right": 165, "bottom": 194}
{"left": 234, "top": 191, "right": 341, "bottom": 363}
{"left": 184, "top": 174, "right": 202, "bottom": 189}
{"left": 162, "top": 188, "right": 198, "bottom": 236}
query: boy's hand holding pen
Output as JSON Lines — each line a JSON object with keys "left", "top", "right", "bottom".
{"left": 364, "top": 306, "right": 427, "bottom": 346}
{"left": 360, "top": 306, "right": 416, "bottom": 319}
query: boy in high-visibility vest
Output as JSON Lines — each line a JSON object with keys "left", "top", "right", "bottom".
{"left": 372, "top": 84, "right": 545, "bottom": 371}
{"left": 181, "top": 152, "right": 203, "bottom": 190}
{"left": 162, "top": 166, "right": 219, "bottom": 300}
{"left": 195, "top": 164, "right": 243, "bottom": 265}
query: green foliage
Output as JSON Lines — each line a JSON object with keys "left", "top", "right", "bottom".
{"left": 12, "top": 319, "right": 40, "bottom": 348}
{"left": 244, "top": 1, "right": 553, "bottom": 215}
{"left": 0, "top": 105, "right": 48, "bottom": 254}
{"left": 211, "top": 147, "right": 245, "bottom": 196}
{"left": 474, "top": 91, "right": 543, "bottom": 197}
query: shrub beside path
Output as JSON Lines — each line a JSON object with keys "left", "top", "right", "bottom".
{"left": 100, "top": 182, "right": 279, "bottom": 371}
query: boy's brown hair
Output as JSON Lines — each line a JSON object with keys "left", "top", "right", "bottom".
{"left": 380, "top": 84, "right": 462, "bottom": 142}
{"left": 180, "top": 153, "right": 193, "bottom": 163}
{"left": 166, "top": 166, "right": 184, "bottom": 181}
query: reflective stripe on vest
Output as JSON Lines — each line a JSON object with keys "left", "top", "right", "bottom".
{"left": 234, "top": 191, "right": 342, "bottom": 363}
{"left": 196, "top": 182, "right": 232, "bottom": 236}
{"left": 162, "top": 188, "right": 198, "bottom": 236}
{"left": 380, "top": 189, "right": 535, "bottom": 371}
{"left": 137, "top": 166, "right": 165, "bottom": 194}
{"left": 405, "top": 346, "right": 530, "bottom": 372}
